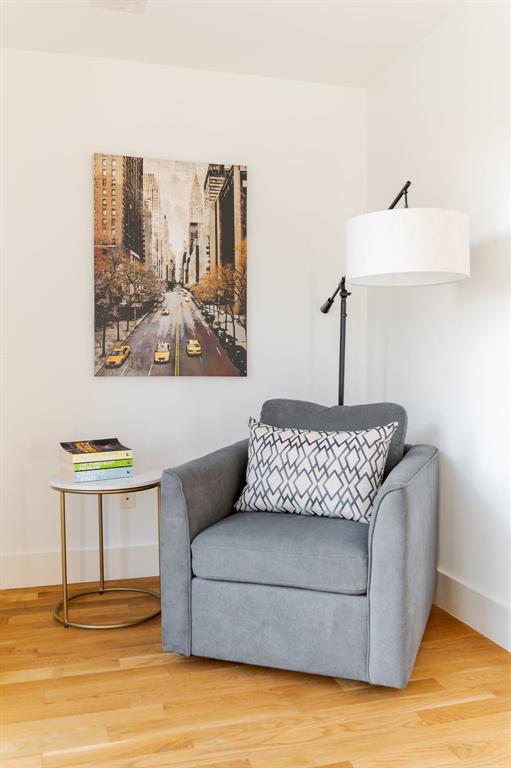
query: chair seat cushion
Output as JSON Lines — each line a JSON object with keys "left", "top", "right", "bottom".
{"left": 191, "top": 511, "right": 369, "bottom": 595}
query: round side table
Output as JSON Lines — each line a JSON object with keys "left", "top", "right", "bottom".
{"left": 50, "top": 471, "right": 162, "bottom": 629}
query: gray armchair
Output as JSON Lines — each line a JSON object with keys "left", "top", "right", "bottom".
{"left": 160, "top": 399, "right": 438, "bottom": 688}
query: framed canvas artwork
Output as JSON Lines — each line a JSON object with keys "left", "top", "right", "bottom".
{"left": 94, "top": 154, "right": 247, "bottom": 376}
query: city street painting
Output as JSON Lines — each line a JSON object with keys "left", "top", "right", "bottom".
{"left": 94, "top": 154, "right": 247, "bottom": 377}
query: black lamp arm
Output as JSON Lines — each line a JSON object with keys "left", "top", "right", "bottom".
{"left": 320, "top": 278, "right": 342, "bottom": 313}
{"left": 320, "top": 180, "right": 411, "bottom": 406}
{"left": 388, "top": 180, "right": 411, "bottom": 210}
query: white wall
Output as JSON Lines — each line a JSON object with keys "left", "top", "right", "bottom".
{"left": 366, "top": 1, "right": 510, "bottom": 649}
{"left": 0, "top": 49, "right": 367, "bottom": 588}
{"left": 4, "top": 5, "right": 508, "bottom": 655}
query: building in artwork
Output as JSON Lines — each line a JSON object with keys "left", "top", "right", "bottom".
{"left": 143, "top": 202, "right": 153, "bottom": 270}
{"left": 94, "top": 154, "right": 125, "bottom": 255}
{"left": 188, "top": 170, "right": 207, "bottom": 284}
{"left": 203, "top": 164, "right": 226, "bottom": 273}
{"left": 181, "top": 245, "right": 189, "bottom": 285}
{"left": 189, "top": 171, "right": 203, "bottom": 224}
{"left": 204, "top": 164, "right": 227, "bottom": 204}
{"left": 218, "top": 164, "right": 247, "bottom": 270}
{"left": 161, "top": 214, "right": 175, "bottom": 287}
{"left": 143, "top": 172, "right": 162, "bottom": 277}
{"left": 201, "top": 164, "right": 247, "bottom": 276}
{"left": 167, "top": 244, "right": 176, "bottom": 287}
{"left": 188, "top": 222, "right": 200, "bottom": 284}
{"left": 122, "top": 156, "right": 144, "bottom": 261}
{"left": 93, "top": 154, "right": 144, "bottom": 263}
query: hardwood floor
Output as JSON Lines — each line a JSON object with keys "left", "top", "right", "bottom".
{"left": 1, "top": 578, "right": 510, "bottom": 767}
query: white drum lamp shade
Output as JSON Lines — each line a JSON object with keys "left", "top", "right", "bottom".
{"left": 346, "top": 208, "right": 470, "bottom": 286}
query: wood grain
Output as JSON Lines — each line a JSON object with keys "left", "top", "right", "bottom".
{"left": 0, "top": 578, "right": 509, "bottom": 768}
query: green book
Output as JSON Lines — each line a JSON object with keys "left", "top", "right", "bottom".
{"left": 74, "top": 459, "right": 133, "bottom": 472}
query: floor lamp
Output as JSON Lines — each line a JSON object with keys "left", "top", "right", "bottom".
{"left": 321, "top": 181, "right": 470, "bottom": 405}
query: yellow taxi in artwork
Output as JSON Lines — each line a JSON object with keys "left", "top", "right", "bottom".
{"left": 154, "top": 341, "right": 171, "bottom": 364}
{"left": 186, "top": 339, "right": 202, "bottom": 357}
{"left": 105, "top": 345, "right": 131, "bottom": 368}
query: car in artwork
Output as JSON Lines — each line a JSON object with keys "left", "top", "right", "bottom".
{"left": 154, "top": 341, "right": 171, "bottom": 364}
{"left": 186, "top": 339, "right": 202, "bottom": 356}
{"left": 219, "top": 331, "right": 235, "bottom": 351}
{"left": 105, "top": 345, "right": 131, "bottom": 368}
{"left": 229, "top": 344, "right": 247, "bottom": 375}
{"left": 161, "top": 307, "right": 169, "bottom": 316}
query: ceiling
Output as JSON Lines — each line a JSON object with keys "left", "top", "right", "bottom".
{"left": 1, "top": 0, "right": 465, "bottom": 88}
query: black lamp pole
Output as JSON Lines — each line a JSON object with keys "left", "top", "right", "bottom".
{"left": 320, "top": 277, "right": 351, "bottom": 406}
{"left": 321, "top": 181, "right": 411, "bottom": 406}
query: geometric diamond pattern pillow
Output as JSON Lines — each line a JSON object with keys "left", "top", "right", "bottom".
{"left": 235, "top": 419, "right": 398, "bottom": 524}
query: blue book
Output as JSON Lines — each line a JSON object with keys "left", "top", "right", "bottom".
{"left": 73, "top": 466, "right": 133, "bottom": 483}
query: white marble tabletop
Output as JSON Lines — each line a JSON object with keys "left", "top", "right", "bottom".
{"left": 50, "top": 470, "right": 162, "bottom": 493}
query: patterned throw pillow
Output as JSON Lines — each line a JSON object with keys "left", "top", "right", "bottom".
{"left": 235, "top": 419, "right": 398, "bottom": 523}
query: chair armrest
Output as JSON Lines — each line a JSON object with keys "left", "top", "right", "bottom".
{"left": 159, "top": 439, "right": 248, "bottom": 654}
{"left": 367, "top": 444, "right": 439, "bottom": 687}
{"left": 162, "top": 439, "right": 248, "bottom": 539}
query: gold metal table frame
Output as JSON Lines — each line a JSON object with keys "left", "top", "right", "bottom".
{"left": 51, "top": 478, "right": 161, "bottom": 629}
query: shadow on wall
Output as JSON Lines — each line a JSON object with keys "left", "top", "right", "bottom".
{"left": 364, "top": 232, "right": 510, "bottom": 610}
{"left": 459, "top": 234, "right": 510, "bottom": 321}
{"left": 437, "top": 232, "right": 510, "bottom": 595}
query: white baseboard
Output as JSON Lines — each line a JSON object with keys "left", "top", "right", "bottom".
{"left": 435, "top": 568, "right": 510, "bottom": 652}
{"left": 0, "top": 544, "right": 159, "bottom": 589}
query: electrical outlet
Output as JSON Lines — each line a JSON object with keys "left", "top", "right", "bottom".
{"left": 120, "top": 493, "right": 136, "bottom": 509}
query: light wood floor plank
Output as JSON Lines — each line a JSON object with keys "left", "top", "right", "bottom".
{"left": 1, "top": 580, "right": 509, "bottom": 768}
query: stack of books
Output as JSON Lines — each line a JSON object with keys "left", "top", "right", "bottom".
{"left": 60, "top": 438, "right": 133, "bottom": 483}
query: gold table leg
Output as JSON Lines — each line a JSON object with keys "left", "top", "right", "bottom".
{"left": 59, "top": 491, "right": 69, "bottom": 628}
{"left": 98, "top": 494, "right": 105, "bottom": 594}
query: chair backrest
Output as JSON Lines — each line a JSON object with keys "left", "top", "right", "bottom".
{"left": 260, "top": 399, "right": 408, "bottom": 476}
